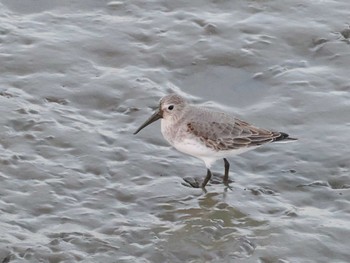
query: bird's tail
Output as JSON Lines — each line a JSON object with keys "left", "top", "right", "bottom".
{"left": 273, "top": 132, "right": 297, "bottom": 143}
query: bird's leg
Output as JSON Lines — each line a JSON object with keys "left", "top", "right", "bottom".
{"left": 223, "top": 158, "right": 230, "bottom": 186}
{"left": 201, "top": 169, "right": 212, "bottom": 188}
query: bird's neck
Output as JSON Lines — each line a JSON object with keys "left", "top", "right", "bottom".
{"left": 160, "top": 118, "right": 178, "bottom": 145}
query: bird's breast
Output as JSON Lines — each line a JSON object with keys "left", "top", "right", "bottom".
{"left": 161, "top": 119, "right": 178, "bottom": 145}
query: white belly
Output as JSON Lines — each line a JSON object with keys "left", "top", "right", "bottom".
{"left": 173, "top": 138, "right": 258, "bottom": 168}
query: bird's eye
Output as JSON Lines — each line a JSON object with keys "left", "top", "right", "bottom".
{"left": 168, "top": 105, "right": 174, "bottom": 110}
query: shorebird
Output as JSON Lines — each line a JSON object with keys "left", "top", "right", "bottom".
{"left": 134, "top": 94, "right": 296, "bottom": 188}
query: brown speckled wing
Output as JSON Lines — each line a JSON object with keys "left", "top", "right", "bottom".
{"left": 186, "top": 118, "right": 282, "bottom": 151}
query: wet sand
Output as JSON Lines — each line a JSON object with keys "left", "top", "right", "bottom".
{"left": 0, "top": 0, "right": 349, "bottom": 262}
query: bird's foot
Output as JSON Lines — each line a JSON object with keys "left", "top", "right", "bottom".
{"left": 223, "top": 177, "right": 234, "bottom": 186}
{"left": 224, "top": 182, "right": 233, "bottom": 191}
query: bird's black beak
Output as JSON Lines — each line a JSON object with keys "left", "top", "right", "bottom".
{"left": 133, "top": 109, "right": 163, "bottom": 135}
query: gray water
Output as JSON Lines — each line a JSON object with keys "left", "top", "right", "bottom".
{"left": 0, "top": 0, "right": 349, "bottom": 262}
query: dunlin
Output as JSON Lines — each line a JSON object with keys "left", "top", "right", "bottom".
{"left": 134, "top": 94, "right": 296, "bottom": 188}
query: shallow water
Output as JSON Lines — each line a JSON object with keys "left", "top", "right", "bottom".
{"left": 0, "top": 0, "right": 349, "bottom": 262}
